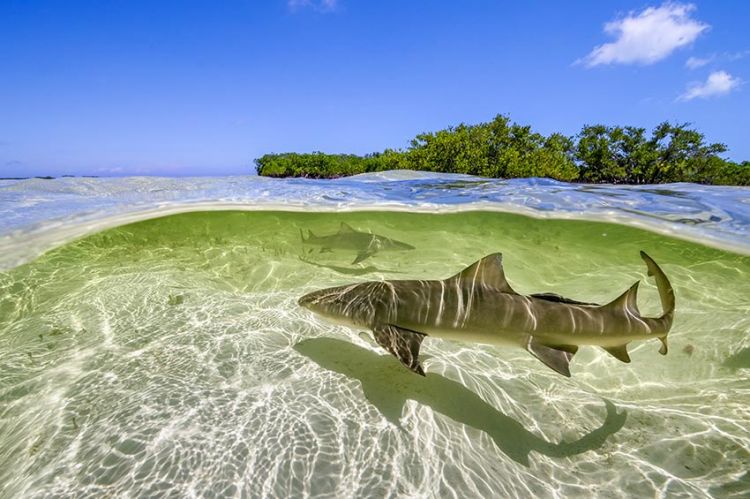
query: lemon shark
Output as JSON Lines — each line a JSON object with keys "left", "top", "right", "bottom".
{"left": 300, "top": 222, "right": 415, "bottom": 264}
{"left": 298, "top": 251, "right": 675, "bottom": 377}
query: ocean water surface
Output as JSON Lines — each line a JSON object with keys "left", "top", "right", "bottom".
{"left": 0, "top": 172, "right": 749, "bottom": 497}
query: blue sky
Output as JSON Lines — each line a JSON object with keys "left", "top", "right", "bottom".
{"left": 1, "top": 1, "right": 748, "bottom": 177}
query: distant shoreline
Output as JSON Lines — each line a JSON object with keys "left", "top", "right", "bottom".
{"left": 255, "top": 115, "right": 750, "bottom": 186}
{"left": 0, "top": 175, "right": 100, "bottom": 180}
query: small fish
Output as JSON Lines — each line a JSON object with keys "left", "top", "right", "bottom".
{"left": 299, "top": 251, "right": 675, "bottom": 377}
{"left": 300, "top": 222, "right": 415, "bottom": 264}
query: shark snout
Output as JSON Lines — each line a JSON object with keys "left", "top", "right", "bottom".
{"left": 298, "top": 288, "right": 339, "bottom": 313}
{"left": 297, "top": 291, "right": 317, "bottom": 309}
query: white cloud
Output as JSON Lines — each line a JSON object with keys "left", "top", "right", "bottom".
{"left": 288, "top": 0, "right": 337, "bottom": 12}
{"left": 727, "top": 49, "right": 750, "bottom": 61}
{"left": 685, "top": 56, "right": 711, "bottom": 69}
{"left": 685, "top": 50, "right": 750, "bottom": 69}
{"left": 581, "top": 2, "right": 709, "bottom": 67}
{"left": 679, "top": 70, "right": 741, "bottom": 101}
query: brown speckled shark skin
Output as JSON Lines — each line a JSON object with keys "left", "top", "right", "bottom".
{"left": 298, "top": 252, "right": 675, "bottom": 377}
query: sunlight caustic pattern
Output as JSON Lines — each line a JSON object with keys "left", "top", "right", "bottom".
{"left": 1, "top": 210, "right": 749, "bottom": 498}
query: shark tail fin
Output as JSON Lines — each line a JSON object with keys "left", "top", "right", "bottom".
{"left": 640, "top": 251, "right": 675, "bottom": 355}
{"left": 640, "top": 251, "right": 675, "bottom": 320}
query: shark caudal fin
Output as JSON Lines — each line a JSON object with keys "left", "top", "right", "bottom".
{"left": 597, "top": 252, "right": 675, "bottom": 362}
{"left": 640, "top": 251, "right": 675, "bottom": 355}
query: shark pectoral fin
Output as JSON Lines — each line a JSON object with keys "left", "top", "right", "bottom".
{"left": 319, "top": 247, "right": 332, "bottom": 253}
{"left": 352, "top": 251, "right": 375, "bottom": 265}
{"left": 373, "top": 324, "right": 427, "bottom": 376}
{"left": 526, "top": 337, "right": 575, "bottom": 377}
{"left": 602, "top": 345, "right": 631, "bottom": 363}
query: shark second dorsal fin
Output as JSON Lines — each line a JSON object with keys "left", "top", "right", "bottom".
{"left": 449, "top": 253, "right": 517, "bottom": 294}
{"left": 338, "top": 222, "right": 355, "bottom": 234}
{"left": 530, "top": 292, "right": 599, "bottom": 306}
{"left": 602, "top": 281, "right": 640, "bottom": 315}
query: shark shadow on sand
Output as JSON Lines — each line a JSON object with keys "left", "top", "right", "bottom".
{"left": 293, "top": 337, "right": 627, "bottom": 466}
{"left": 298, "top": 256, "right": 404, "bottom": 277}
{"left": 724, "top": 347, "right": 750, "bottom": 371}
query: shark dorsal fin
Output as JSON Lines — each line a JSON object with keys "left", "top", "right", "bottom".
{"left": 449, "top": 253, "right": 517, "bottom": 293}
{"left": 602, "top": 281, "right": 640, "bottom": 314}
{"left": 338, "top": 222, "right": 355, "bottom": 234}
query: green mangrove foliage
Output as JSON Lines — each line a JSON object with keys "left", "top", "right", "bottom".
{"left": 255, "top": 115, "right": 750, "bottom": 185}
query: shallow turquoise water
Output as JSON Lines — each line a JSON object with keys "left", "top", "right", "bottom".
{"left": 1, "top": 207, "right": 749, "bottom": 497}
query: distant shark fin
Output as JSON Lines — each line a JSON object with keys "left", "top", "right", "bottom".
{"left": 449, "top": 253, "right": 517, "bottom": 294}
{"left": 602, "top": 281, "right": 640, "bottom": 315}
{"left": 602, "top": 344, "right": 631, "bottom": 363}
{"left": 373, "top": 324, "right": 427, "bottom": 376}
{"left": 525, "top": 337, "right": 574, "bottom": 377}
{"left": 352, "top": 250, "right": 376, "bottom": 265}
{"left": 338, "top": 222, "right": 356, "bottom": 234}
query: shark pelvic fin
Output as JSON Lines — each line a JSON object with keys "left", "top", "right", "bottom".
{"left": 338, "top": 222, "right": 355, "bottom": 234}
{"left": 602, "top": 281, "right": 640, "bottom": 315}
{"left": 373, "top": 324, "right": 427, "bottom": 376}
{"left": 450, "top": 253, "right": 517, "bottom": 294}
{"left": 658, "top": 335, "right": 668, "bottom": 355}
{"left": 602, "top": 344, "right": 631, "bottom": 363}
{"left": 525, "top": 337, "right": 574, "bottom": 377}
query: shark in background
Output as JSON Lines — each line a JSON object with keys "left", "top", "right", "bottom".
{"left": 298, "top": 251, "right": 675, "bottom": 378}
{"left": 300, "top": 222, "right": 415, "bottom": 264}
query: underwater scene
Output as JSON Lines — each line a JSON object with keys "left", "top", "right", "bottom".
{"left": 1, "top": 174, "right": 749, "bottom": 498}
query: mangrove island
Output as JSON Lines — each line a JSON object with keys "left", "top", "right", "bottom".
{"left": 255, "top": 115, "right": 750, "bottom": 185}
